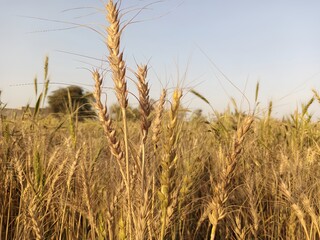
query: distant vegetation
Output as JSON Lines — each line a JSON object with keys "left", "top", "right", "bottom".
{"left": 0, "top": 1, "right": 319, "bottom": 240}
{"left": 48, "top": 85, "right": 96, "bottom": 120}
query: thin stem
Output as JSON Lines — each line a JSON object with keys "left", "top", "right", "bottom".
{"left": 121, "top": 108, "right": 132, "bottom": 240}
{"left": 141, "top": 143, "right": 146, "bottom": 193}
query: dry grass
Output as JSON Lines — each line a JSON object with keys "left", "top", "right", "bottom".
{"left": 1, "top": 0, "right": 320, "bottom": 239}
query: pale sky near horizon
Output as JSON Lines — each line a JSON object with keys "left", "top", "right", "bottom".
{"left": 1, "top": 0, "right": 320, "bottom": 117}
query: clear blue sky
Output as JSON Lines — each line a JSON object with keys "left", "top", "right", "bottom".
{"left": 1, "top": 0, "right": 320, "bottom": 116}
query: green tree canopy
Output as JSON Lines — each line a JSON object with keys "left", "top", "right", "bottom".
{"left": 48, "top": 85, "right": 95, "bottom": 120}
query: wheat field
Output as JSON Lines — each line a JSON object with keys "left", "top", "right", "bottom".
{"left": 1, "top": 1, "right": 320, "bottom": 239}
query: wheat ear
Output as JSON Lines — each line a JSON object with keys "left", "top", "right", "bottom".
{"left": 92, "top": 70, "right": 127, "bottom": 189}
{"left": 280, "top": 181, "right": 310, "bottom": 240}
{"left": 152, "top": 89, "right": 167, "bottom": 150}
{"left": 206, "top": 116, "right": 253, "bottom": 240}
{"left": 29, "top": 198, "right": 43, "bottom": 240}
{"left": 159, "top": 89, "right": 182, "bottom": 240}
{"left": 136, "top": 64, "right": 151, "bottom": 197}
{"left": 106, "top": 0, "right": 127, "bottom": 109}
{"left": 106, "top": 2, "right": 132, "bottom": 237}
{"left": 301, "top": 194, "right": 320, "bottom": 237}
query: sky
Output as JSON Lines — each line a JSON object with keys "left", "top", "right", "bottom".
{"left": 1, "top": 0, "right": 320, "bottom": 117}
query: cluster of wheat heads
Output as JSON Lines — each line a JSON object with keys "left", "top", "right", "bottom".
{"left": 1, "top": 0, "right": 320, "bottom": 239}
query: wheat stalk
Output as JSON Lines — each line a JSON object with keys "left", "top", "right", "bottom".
{"left": 280, "top": 181, "right": 310, "bottom": 240}
{"left": 28, "top": 198, "right": 43, "bottom": 240}
{"left": 159, "top": 88, "right": 182, "bottom": 240}
{"left": 301, "top": 194, "right": 320, "bottom": 237}
{"left": 80, "top": 160, "right": 97, "bottom": 240}
{"left": 106, "top": 2, "right": 133, "bottom": 237}
{"left": 245, "top": 174, "right": 260, "bottom": 240}
{"left": 202, "top": 116, "right": 253, "bottom": 240}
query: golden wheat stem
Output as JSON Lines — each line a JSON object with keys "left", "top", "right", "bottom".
{"left": 210, "top": 224, "right": 217, "bottom": 240}
{"left": 302, "top": 195, "right": 320, "bottom": 237}
{"left": 121, "top": 107, "right": 133, "bottom": 239}
{"left": 29, "top": 198, "right": 43, "bottom": 240}
{"left": 280, "top": 181, "right": 311, "bottom": 240}
{"left": 80, "top": 161, "right": 97, "bottom": 240}
{"left": 159, "top": 89, "right": 182, "bottom": 240}
{"left": 106, "top": 1, "right": 132, "bottom": 237}
{"left": 208, "top": 116, "right": 253, "bottom": 239}
{"left": 59, "top": 147, "right": 81, "bottom": 240}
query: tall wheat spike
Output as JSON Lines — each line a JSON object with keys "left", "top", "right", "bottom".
{"left": 159, "top": 89, "right": 182, "bottom": 240}
{"left": 106, "top": 0, "right": 127, "bottom": 109}
{"left": 199, "top": 116, "right": 253, "bottom": 240}
{"left": 106, "top": 2, "right": 132, "bottom": 238}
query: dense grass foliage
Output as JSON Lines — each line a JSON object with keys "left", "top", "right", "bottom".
{"left": 1, "top": 100, "right": 319, "bottom": 240}
{"left": 1, "top": 1, "right": 320, "bottom": 239}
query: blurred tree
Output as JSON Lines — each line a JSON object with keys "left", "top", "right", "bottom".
{"left": 48, "top": 85, "right": 95, "bottom": 120}
{"left": 110, "top": 103, "right": 140, "bottom": 121}
{"left": 109, "top": 99, "right": 159, "bottom": 122}
{"left": 191, "top": 109, "right": 203, "bottom": 119}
